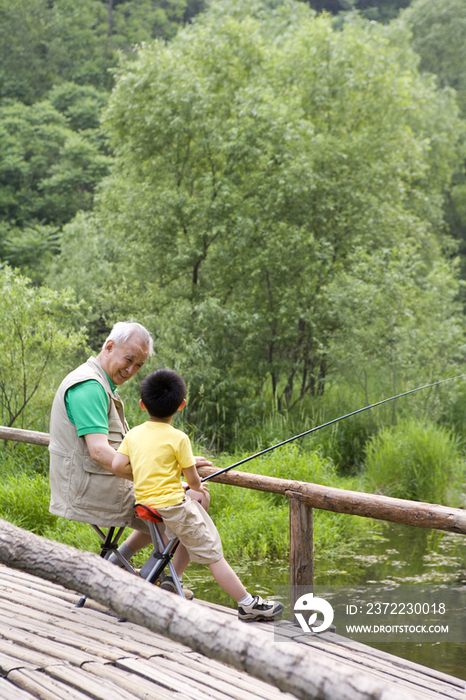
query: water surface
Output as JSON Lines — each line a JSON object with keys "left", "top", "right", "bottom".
{"left": 184, "top": 522, "right": 466, "bottom": 680}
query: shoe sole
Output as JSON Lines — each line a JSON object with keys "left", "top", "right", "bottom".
{"left": 239, "top": 612, "right": 283, "bottom": 622}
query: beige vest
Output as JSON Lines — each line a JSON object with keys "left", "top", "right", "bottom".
{"left": 49, "top": 357, "right": 137, "bottom": 527}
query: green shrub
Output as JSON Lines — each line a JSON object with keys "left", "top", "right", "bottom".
{"left": 363, "top": 420, "right": 465, "bottom": 505}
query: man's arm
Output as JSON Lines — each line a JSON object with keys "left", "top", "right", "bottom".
{"left": 84, "top": 433, "right": 117, "bottom": 473}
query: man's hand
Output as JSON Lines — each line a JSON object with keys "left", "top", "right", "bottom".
{"left": 194, "top": 455, "right": 212, "bottom": 468}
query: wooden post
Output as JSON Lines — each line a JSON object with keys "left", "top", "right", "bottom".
{"left": 288, "top": 492, "right": 313, "bottom": 621}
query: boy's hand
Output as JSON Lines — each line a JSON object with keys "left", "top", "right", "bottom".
{"left": 197, "top": 484, "right": 210, "bottom": 501}
{"left": 111, "top": 452, "right": 134, "bottom": 481}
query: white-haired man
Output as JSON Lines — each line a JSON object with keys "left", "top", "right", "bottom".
{"left": 49, "top": 322, "right": 210, "bottom": 586}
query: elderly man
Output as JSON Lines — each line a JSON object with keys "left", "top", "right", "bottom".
{"left": 49, "top": 321, "right": 209, "bottom": 585}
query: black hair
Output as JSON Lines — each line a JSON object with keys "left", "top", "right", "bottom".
{"left": 140, "top": 369, "right": 186, "bottom": 418}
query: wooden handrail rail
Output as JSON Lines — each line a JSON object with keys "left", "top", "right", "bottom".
{"left": 2, "top": 425, "right": 466, "bottom": 534}
{"left": 196, "top": 466, "right": 466, "bottom": 534}
{"left": 0, "top": 426, "right": 50, "bottom": 447}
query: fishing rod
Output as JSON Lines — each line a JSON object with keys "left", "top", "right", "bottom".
{"left": 201, "top": 373, "right": 465, "bottom": 483}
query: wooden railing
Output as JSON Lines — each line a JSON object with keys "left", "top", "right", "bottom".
{"left": 2, "top": 425, "right": 466, "bottom": 612}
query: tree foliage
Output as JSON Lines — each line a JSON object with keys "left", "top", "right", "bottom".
{"left": 307, "top": 0, "right": 410, "bottom": 23}
{"left": 402, "top": 0, "right": 466, "bottom": 283}
{"left": 52, "top": 1, "right": 465, "bottom": 445}
{"left": 402, "top": 0, "right": 466, "bottom": 117}
{"left": 0, "top": 98, "right": 112, "bottom": 283}
{"left": 0, "top": 267, "right": 88, "bottom": 429}
{"left": 0, "top": 0, "right": 204, "bottom": 103}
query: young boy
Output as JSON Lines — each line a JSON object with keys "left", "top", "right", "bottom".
{"left": 111, "top": 368, "right": 284, "bottom": 623}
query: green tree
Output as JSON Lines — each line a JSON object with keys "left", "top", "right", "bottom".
{"left": 327, "top": 244, "right": 464, "bottom": 419}
{"left": 0, "top": 267, "right": 88, "bottom": 430}
{"left": 402, "top": 0, "right": 466, "bottom": 117}
{"left": 0, "top": 0, "right": 204, "bottom": 103}
{"left": 306, "top": 0, "right": 410, "bottom": 23}
{"left": 0, "top": 99, "right": 112, "bottom": 282}
{"left": 47, "top": 82, "right": 109, "bottom": 133}
{"left": 0, "top": 100, "right": 111, "bottom": 228}
{"left": 53, "top": 1, "right": 464, "bottom": 444}
{"left": 402, "top": 0, "right": 466, "bottom": 283}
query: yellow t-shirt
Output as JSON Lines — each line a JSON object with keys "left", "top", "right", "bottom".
{"left": 117, "top": 421, "right": 195, "bottom": 508}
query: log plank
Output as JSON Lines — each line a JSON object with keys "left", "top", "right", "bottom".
{"left": 162, "top": 650, "right": 295, "bottom": 700}
{"left": 0, "top": 624, "right": 98, "bottom": 666}
{"left": 8, "top": 668, "right": 93, "bottom": 700}
{"left": 117, "top": 657, "right": 244, "bottom": 700}
{"left": 0, "top": 676, "right": 37, "bottom": 700}
{"left": 44, "top": 665, "right": 139, "bottom": 700}
{"left": 143, "top": 655, "right": 272, "bottom": 700}
{"left": 82, "top": 661, "right": 195, "bottom": 700}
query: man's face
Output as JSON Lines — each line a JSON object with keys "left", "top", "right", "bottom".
{"left": 101, "top": 336, "right": 150, "bottom": 385}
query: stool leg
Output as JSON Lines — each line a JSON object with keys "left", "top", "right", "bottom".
{"left": 76, "top": 525, "right": 135, "bottom": 608}
{"left": 142, "top": 522, "right": 185, "bottom": 598}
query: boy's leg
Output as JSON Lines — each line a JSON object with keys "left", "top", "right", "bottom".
{"left": 208, "top": 557, "right": 284, "bottom": 622}
{"left": 209, "top": 558, "right": 247, "bottom": 601}
{"left": 171, "top": 487, "right": 211, "bottom": 576}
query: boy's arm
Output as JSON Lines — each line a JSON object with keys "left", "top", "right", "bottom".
{"left": 182, "top": 465, "right": 208, "bottom": 499}
{"left": 111, "top": 452, "right": 134, "bottom": 481}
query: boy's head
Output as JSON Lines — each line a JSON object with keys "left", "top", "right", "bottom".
{"left": 140, "top": 369, "right": 186, "bottom": 418}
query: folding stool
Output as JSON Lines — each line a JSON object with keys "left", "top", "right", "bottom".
{"left": 76, "top": 524, "right": 137, "bottom": 608}
{"left": 135, "top": 504, "right": 185, "bottom": 598}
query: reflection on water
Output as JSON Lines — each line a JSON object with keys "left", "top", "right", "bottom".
{"left": 184, "top": 522, "right": 466, "bottom": 680}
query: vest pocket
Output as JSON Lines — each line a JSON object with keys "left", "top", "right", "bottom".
{"left": 73, "top": 455, "right": 125, "bottom": 512}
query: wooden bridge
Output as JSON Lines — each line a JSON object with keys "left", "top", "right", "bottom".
{"left": 0, "top": 561, "right": 464, "bottom": 700}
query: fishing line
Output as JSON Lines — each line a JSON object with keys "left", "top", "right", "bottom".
{"left": 201, "top": 373, "right": 465, "bottom": 483}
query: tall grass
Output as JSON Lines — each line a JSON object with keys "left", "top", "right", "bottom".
{"left": 0, "top": 445, "right": 100, "bottom": 552}
{"left": 363, "top": 419, "right": 465, "bottom": 505}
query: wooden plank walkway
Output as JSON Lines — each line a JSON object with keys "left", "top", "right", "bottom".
{"left": 0, "top": 565, "right": 464, "bottom": 700}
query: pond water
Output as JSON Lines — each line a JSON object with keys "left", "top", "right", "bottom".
{"left": 183, "top": 522, "right": 466, "bottom": 680}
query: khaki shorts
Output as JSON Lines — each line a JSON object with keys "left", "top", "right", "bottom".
{"left": 155, "top": 498, "right": 223, "bottom": 565}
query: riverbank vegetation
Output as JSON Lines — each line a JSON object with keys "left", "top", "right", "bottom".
{"left": 1, "top": 0, "right": 466, "bottom": 563}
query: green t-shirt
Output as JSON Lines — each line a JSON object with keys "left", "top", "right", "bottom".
{"left": 65, "top": 374, "right": 117, "bottom": 437}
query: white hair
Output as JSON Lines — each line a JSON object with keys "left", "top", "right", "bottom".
{"left": 104, "top": 322, "right": 154, "bottom": 355}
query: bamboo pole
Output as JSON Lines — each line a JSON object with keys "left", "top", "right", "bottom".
{"left": 0, "top": 519, "right": 422, "bottom": 700}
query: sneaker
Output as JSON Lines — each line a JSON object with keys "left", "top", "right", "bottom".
{"left": 238, "top": 596, "right": 284, "bottom": 622}
{"left": 159, "top": 575, "right": 194, "bottom": 600}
